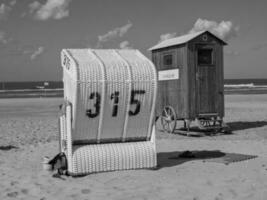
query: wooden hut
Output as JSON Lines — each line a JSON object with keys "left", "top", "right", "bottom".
{"left": 149, "top": 30, "right": 227, "bottom": 133}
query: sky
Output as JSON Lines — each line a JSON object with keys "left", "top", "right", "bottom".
{"left": 0, "top": 0, "right": 267, "bottom": 81}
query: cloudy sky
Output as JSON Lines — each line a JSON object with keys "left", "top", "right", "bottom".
{"left": 0, "top": 0, "right": 266, "bottom": 81}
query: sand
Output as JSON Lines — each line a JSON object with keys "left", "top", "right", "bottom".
{"left": 0, "top": 95, "right": 267, "bottom": 200}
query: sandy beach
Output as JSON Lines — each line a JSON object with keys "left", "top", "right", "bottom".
{"left": 1, "top": 95, "right": 267, "bottom": 200}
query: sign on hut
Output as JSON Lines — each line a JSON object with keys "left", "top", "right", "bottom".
{"left": 149, "top": 30, "right": 228, "bottom": 133}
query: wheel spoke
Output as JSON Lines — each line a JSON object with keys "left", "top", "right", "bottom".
{"left": 162, "top": 116, "right": 168, "bottom": 122}
{"left": 161, "top": 106, "right": 177, "bottom": 133}
{"left": 163, "top": 109, "right": 168, "bottom": 117}
{"left": 162, "top": 118, "right": 168, "bottom": 126}
{"left": 163, "top": 121, "right": 168, "bottom": 130}
{"left": 167, "top": 108, "right": 171, "bottom": 116}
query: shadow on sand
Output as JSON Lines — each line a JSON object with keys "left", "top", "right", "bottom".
{"left": 0, "top": 145, "right": 18, "bottom": 151}
{"left": 157, "top": 150, "right": 225, "bottom": 169}
{"left": 226, "top": 121, "right": 267, "bottom": 132}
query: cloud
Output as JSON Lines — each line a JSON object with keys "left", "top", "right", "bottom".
{"left": 30, "top": 46, "right": 45, "bottom": 60}
{"left": 189, "top": 18, "right": 239, "bottom": 41}
{"left": 29, "top": 0, "right": 71, "bottom": 20}
{"left": 158, "top": 32, "right": 177, "bottom": 43}
{"left": 9, "top": 0, "right": 17, "bottom": 6}
{"left": 119, "top": 40, "right": 132, "bottom": 49}
{"left": 0, "top": 31, "right": 8, "bottom": 44}
{"left": 29, "top": 1, "right": 41, "bottom": 14}
{"left": 97, "top": 21, "right": 133, "bottom": 47}
{"left": 20, "top": 45, "right": 35, "bottom": 55}
{"left": 0, "top": 3, "right": 11, "bottom": 20}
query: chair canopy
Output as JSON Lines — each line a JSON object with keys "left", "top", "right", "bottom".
{"left": 61, "top": 49, "right": 157, "bottom": 144}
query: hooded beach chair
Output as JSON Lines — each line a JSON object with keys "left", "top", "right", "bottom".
{"left": 59, "top": 49, "right": 157, "bottom": 176}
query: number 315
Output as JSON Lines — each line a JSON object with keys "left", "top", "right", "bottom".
{"left": 86, "top": 90, "right": 146, "bottom": 118}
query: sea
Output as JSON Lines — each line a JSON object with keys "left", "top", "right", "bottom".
{"left": 224, "top": 79, "right": 267, "bottom": 95}
{"left": 0, "top": 79, "right": 267, "bottom": 98}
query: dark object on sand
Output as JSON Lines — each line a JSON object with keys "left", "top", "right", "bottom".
{"left": 179, "top": 151, "right": 195, "bottom": 158}
{"left": 47, "top": 152, "right": 68, "bottom": 178}
{"left": 0, "top": 145, "right": 18, "bottom": 151}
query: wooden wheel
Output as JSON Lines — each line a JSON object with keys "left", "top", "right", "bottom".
{"left": 161, "top": 106, "right": 177, "bottom": 133}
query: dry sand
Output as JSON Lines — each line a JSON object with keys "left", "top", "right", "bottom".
{"left": 0, "top": 95, "right": 267, "bottom": 200}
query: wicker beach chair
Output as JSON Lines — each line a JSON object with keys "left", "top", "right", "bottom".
{"left": 59, "top": 49, "right": 157, "bottom": 176}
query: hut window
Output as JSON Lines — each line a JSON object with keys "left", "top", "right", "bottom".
{"left": 163, "top": 54, "right": 173, "bottom": 66}
{"left": 197, "top": 49, "right": 213, "bottom": 65}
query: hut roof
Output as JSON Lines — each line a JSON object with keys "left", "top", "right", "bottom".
{"left": 149, "top": 30, "right": 227, "bottom": 51}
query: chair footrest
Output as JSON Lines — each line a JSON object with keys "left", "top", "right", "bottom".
{"left": 69, "top": 141, "right": 157, "bottom": 176}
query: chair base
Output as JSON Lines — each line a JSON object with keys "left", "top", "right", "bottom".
{"left": 59, "top": 109, "right": 157, "bottom": 176}
{"left": 68, "top": 139, "right": 156, "bottom": 176}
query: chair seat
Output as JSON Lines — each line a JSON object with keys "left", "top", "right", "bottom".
{"left": 70, "top": 134, "right": 156, "bottom": 175}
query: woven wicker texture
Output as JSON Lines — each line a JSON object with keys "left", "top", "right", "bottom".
{"left": 71, "top": 129, "right": 156, "bottom": 175}
{"left": 60, "top": 112, "right": 157, "bottom": 175}
{"left": 116, "top": 50, "right": 157, "bottom": 140}
{"left": 60, "top": 49, "right": 157, "bottom": 175}
{"left": 59, "top": 116, "right": 66, "bottom": 151}
{"left": 93, "top": 50, "right": 130, "bottom": 141}
{"left": 61, "top": 49, "right": 157, "bottom": 143}
{"left": 61, "top": 49, "right": 102, "bottom": 143}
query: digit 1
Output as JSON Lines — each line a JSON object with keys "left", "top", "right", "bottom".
{"left": 110, "top": 91, "right": 119, "bottom": 117}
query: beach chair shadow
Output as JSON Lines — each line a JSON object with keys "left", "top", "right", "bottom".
{"left": 157, "top": 150, "right": 257, "bottom": 169}
{"left": 157, "top": 150, "right": 225, "bottom": 168}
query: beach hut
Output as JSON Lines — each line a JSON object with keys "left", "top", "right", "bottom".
{"left": 149, "top": 31, "right": 227, "bottom": 133}
{"left": 59, "top": 49, "right": 157, "bottom": 175}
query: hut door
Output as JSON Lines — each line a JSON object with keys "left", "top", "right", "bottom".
{"left": 196, "top": 44, "right": 217, "bottom": 115}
